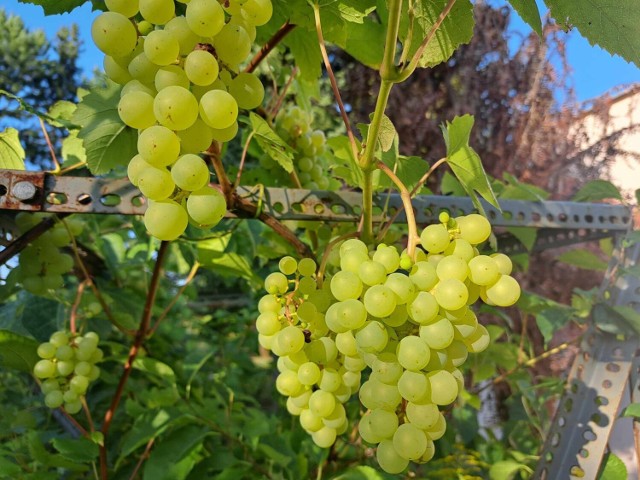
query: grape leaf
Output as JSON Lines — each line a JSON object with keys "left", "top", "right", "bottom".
{"left": 400, "top": 0, "right": 474, "bottom": 68}
{"left": 572, "top": 180, "right": 623, "bottom": 202}
{"left": 327, "top": 135, "right": 363, "bottom": 188}
{"left": 51, "top": 438, "right": 99, "bottom": 463}
{"left": 489, "top": 460, "right": 530, "bottom": 480}
{"left": 441, "top": 115, "right": 499, "bottom": 213}
{"left": 17, "top": 0, "right": 105, "bottom": 15}
{"left": 598, "top": 453, "right": 628, "bottom": 480}
{"left": 61, "top": 130, "right": 87, "bottom": 167}
{"left": 0, "top": 330, "right": 39, "bottom": 373}
{"left": 546, "top": 0, "right": 640, "bottom": 68}
{"left": 72, "top": 81, "right": 137, "bottom": 175}
{"left": 143, "top": 425, "right": 210, "bottom": 480}
{"left": 621, "top": 403, "right": 640, "bottom": 419}
{"left": 283, "top": 28, "right": 323, "bottom": 80}
{"left": 247, "top": 113, "right": 296, "bottom": 173}
{"left": 557, "top": 249, "right": 608, "bottom": 271}
{"left": 507, "top": 0, "right": 542, "bottom": 36}
{"left": 0, "top": 128, "right": 26, "bottom": 170}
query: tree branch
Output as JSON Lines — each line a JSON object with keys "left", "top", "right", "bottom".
{"left": 0, "top": 214, "right": 67, "bottom": 266}
{"left": 245, "top": 22, "right": 296, "bottom": 73}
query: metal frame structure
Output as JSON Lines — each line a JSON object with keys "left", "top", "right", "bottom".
{"left": 1, "top": 169, "right": 638, "bottom": 480}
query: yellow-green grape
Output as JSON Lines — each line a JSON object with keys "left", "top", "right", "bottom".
{"left": 128, "top": 52, "right": 160, "bottom": 83}
{"left": 64, "top": 400, "right": 83, "bottom": 414}
{"left": 298, "top": 258, "right": 317, "bottom": 276}
{"left": 144, "top": 30, "right": 180, "bottom": 66}
{"left": 241, "top": 0, "right": 273, "bottom": 26}
{"left": 103, "top": 55, "right": 132, "bottom": 84}
{"left": 118, "top": 91, "right": 156, "bottom": 129}
{"left": 264, "top": 272, "right": 288, "bottom": 295}
{"left": 127, "top": 154, "right": 152, "bottom": 186}
{"left": 170, "top": 154, "right": 210, "bottom": 191}
{"left": 105, "top": 0, "right": 139, "bottom": 17}
{"left": 155, "top": 65, "right": 190, "bottom": 90}
{"left": 33, "top": 360, "right": 56, "bottom": 379}
{"left": 139, "top": 0, "right": 175, "bottom": 25}
{"left": 420, "top": 223, "right": 450, "bottom": 253}
{"left": 177, "top": 118, "right": 214, "bottom": 153}
{"left": 397, "top": 336, "right": 430, "bottom": 371}
{"left": 468, "top": 255, "right": 500, "bottom": 286}
{"left": 137, "top": 125, "right": 181, "bottom": 167}
{"left": 121, "top": 79, "right": 156, "bottom": 97}
{"left": 456, "top": 213, "right": 491, "bottom": 245}
{"left": 210, "top": 122, "right": 239, "bottom": 142}
{"left": 144, "top": 200, "right": 188, "bottom": 240}
{"left": 153, "top": 86, "right": 199, "bottom": 130}
{"left": 138, "top": 20, "right": 154, "bottom": 35}
{"left": 376, "top": 439, "right": 409, "bottom": 474}
{"left": 184, "top": 50, "right": 219, "bottom": 86}
{"left": 228, "top": 72, "right": 265, "bottom": 109}
{"left": 275, "top": 326, "right": 305, "bottom": 356}
{"left": 397, "top": 371, "right": 429, "bottom": 403}
{"left": 212, "top": 24, "right": 251, "bottom": 66}
{"left": 186, "top": 186, "right": 226, "bottom": 226}
{"left": 311, "top": 426, "right": 337, "bottom": 448}
{"left": 434, "top": 278, "right": 468, "bottom": 310}
{"left": 164, "top": 16, "right": 200, "bottom": 55}
{"left": 419, "top": 318, "right": 454, "bottom": 350}
{"left": 44, "top": 391, "right": 64, "bottom": 408}
{"left": 363, "top": 285, "right": 397, "bottom": 318}
{"left": 427, "top": 370, "right": 459, "bottom": 405}
{"left": 228, "top": 15, "right": 256, "bottom": 42}
{"left": 186, "top": 0, "right": 225, "bottom": 37}
{"left": 137, "top": 166, "right": 175, "bottom": 200}
{"left": 199, "top": 90, "right": 238, "bottom": 129}
{"left": 436, "top": 255, "right": 468, "bottom": 282}
{"left": 393, "top": 423, "right": 428, "bottom": 460}
{"left": 485, "top": 275, "right": 521, "bottom": 307}
{"left": 491, "top": 253, "right": 513, "bottom": 275}
{"left": 91, "top": 12, "right": 138, "bottom": 58}
{"left": 405, "top": 402, "right": 440, "bottom": 430}
{"left": 278, "top": 256, "right": 297, "bottom": 275}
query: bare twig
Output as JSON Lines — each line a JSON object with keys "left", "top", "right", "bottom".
{"left": 317, "top": 232, "right": 359, "bottom": 286}
{"left": 234, "top": 132, "right": 256, "bottom": 189}
{"left": 81, "top": 396, "right": 95, "bottom": 433}
{"left": 128, "top": 438, "right": 155, "bottom": 480}
{"left": 245, "top": 21, "right": 296, "bottom": 74}
{"left": 40, "top": 118, "right": 61, "bottom": 172}
{"left": 267, "top": 66, "right": 298, "bottom": 119}
{"left": 70, "top": 281, "right": 87, "bottom": 335}
{"left": 0, "top": 214, "right": 67, "bottom": 266}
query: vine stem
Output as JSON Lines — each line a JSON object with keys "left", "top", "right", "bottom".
{"left": 0, "top": 214, "right": 67, "bottom": 266}
{"left": 376, "top": 161, "right": 419, "bottom": 259}
{"left": 69, "top": 280, "right": 87, "bottom": 335}
{"left": 233, "top": 131, "right": 256, "bottom": 190}
{"left": 39, "top": 117, "right": 61, "bottom": 173}
{"left": 312, "top": 1, "right": 359, "bottom": 161}
{"left": 245, "top": 21, "right": 296, "bottom": 74}
{"left": 99, "top": 241, "right": 170, "bottom": 480}
{"left": 316, "top": 231, "right": 359, "bottom": 286}
{"left": 128, "top": 438, "right": 155, "bottom": 480}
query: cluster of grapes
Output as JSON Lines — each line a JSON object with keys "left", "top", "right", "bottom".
{"left": 14, "top": 213, "right": 83, "bottom": 296}
{"left": 92, "top": 0, "right": 273, "bottom": 240}
{"left": 33, "top": 331, "right": 103, "bottom": 414}
{"left": 256, "top": 213, "right": 521, "bottom": 473}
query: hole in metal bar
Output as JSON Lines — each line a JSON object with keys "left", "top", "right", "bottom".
{"left": 570, "top": 466, "right": 585, "bottom": 477}
{"left": 623, "top": 216, "right": 629, "bottom": 223}
{"left": 424, "top": 208, "right": 433, "bottom": 217}
{"left": 598, "top": 215, "right": 604, "bottom": 223}
{"left": 610, "top": 216, "right": 618, "bottom": 224}
{"left": 550, "top": 432, "right": 560, "bottom": 446}
{"left": 557, "top": 416, "right": 566, "bottom": 427}
{"left": 77, "top": 194, "right": 92, "bottom": 205}
{"left": 585, "top": 215, "right": 593, "bottom": 223}
{"left": 574, "top": 214, "right": 580, "bottom": 222}
{"left": 292, "top": 203, "right": 303, "bottom": 213}
{"left": 46, "top": 192, "right": 68, "bottom": 205}
{"left": 0, "top": 184, "right": 7, "bottom": 196}
{"left": 314, "top": 204, "right": 324, "bottom": 214}
{"left": 372, "top": 206, "right": 382, "bottom": 216}
{"left": 582, "top": 430, "right": 596, "bottom": 442}
{"left": 532, "top": 212, "right": 541, "bottom": 221}
{"left": 131, "top": 195, "right": 145, "bottom": 207}
{"left": 547, "top": 214, "right": 554, "bottom": 221}
{"left": 273, "top": 202, "right": 284, "bottom": 213}
{"left": 606, "top": 362, "right": 620, "bottom": 373}
{"left": 579, "top": 448, "right": 589, "bottom": 458}
{"left": 602, "top": 379, "right": 612, "bottom": 389}
{"left": 590, "top": 413, "right": 608, "bottom": 427}
{"left": 488, "top": 210, "right": 496, "bottom": 219}
{"left": 564, "top": 398, "right": 573, "bottom": 412}
{"left": 517, "top": 211, "right": 525, "bottom": 220}
{"left": 595, "top": 396, "right": 609, "bottom": 406}
{"left": 558, "top": 213, "right": 567, "bottom": 222}
{"left": 331, "top": 204, "right": 346, "bottom": 215}
{"left": 100, "top": 194, "right": 120, "bottom": 207}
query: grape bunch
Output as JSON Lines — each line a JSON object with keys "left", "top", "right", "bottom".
{"left": 92, "top": 0, "right": 273, "bottom": 240}
{"left": 14, "top": 213, "right": 83, "bottom": 296}
{"left": 256, "top": 213, "right": 521, "bottom": 473}
{"left": 33, "top": 331, "right": 103, "bottom": 414}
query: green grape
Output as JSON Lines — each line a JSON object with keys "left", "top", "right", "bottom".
{"left": 397, "top": 335, "right": 430, "bottom": 371}
{"left": 456, "top": 213, "right": 491, "bottom": 245}
{"left": 444, "top": 238, "right": 474, "bottom": 262}
{"left": 40, "top": 379, "right": 60, "bottom": 395}
{"left": 368, "top": 409, "right": 399, "bottom": 439}
{"left": 373, "top": 245, "right": 400, "bottom": 273}
{"left": 485, "top": 275, "right": 521, "bottom": 307}
{"left": 308, "top": 390, "right": 336, "bottom": 418}
{"left": 64, "top": 400, "right": 83, "bottom": 414}
{"left": 144, "top": 30, "right": 179, "bottom": 66}
{"left": 398, "top": 370, "right": 429, "bottom": 403}
{"left": 127, "top": 154, "right": 152, "bottom": 186}
{"left": 241, "top": 0, "right": 273, "bottom": 26}
{"left": 406, "top": 402, "right": 440, "bottom": 430}
{"left": 228, "top": 72, "right": 265, "bottom": 109}
{"left": 358, "top": 260, "right": 387, "bottom": 286}
{"left": 138, "top": 126, "right": 181, "bottom": 167}
{"left": 121, "top": 79, "right": 156, "bottom": 97}
{"left": 278, "top": 256, "right": 297, "bottom": 275}
{"left": 384, "top": 273, "right": 415, "bottom": 304}
{"left": 427, "top": 370, "right": 458, "bottom": 405}
{"left": 177, "top": 118, "right": 214, "bottom": 153}
{"left": 340, "top": 248, "right": 368, "bottom": 274}
{"left": 311, "top": 426, "right": 337, "bottom": 448}
{"left": 359, "top": 412, "right": 383, "bottom": 444}
{"left": 393, "top": 423, "right": 428, "bottom": 460}
{"left": 213, "top": 24, "right": 251, "bottom": 66}
{"left": 186, "top": 0, "right": 225, "bottom": 37}
{"left": 297, "top": 258, "right": 316, "bottom": 276}
{"left": 322, "top": 403, "right": 346, "bottom": 429}
{"left": 464, "top": 324, "right": 490, "bottom": 353}
{"left": 49, "top": 228, "right": 71, "bottom": 247}
{"left": 186, "top": 186, "right": 227, "bottom": 226}
{"left": 105, "top": 0, "right": 139, "bottom": 17}
{"left": 42, "top": 274, "right": 64, "bottom": 290}
{"left": 335, "top": 331, "right": 357, "bottom": 356}
{"left": 56, "top": 361, "right": 75, "bottom": 377}
{"left": 300, "top": 408, "right": 323, "bottom": 431}
{"left": 138, "top": 20, "right": 154, "bottom": 35}
{"left": 34, "top": 360, "right": 56, "bottom": 379}
{"left": 359, "top": 378, "right": 401, "bottom": 410}
{"left": 372, "top": 352, "right": 403, "bottom": 384}
{"left": 296, "top": 302, "right": 317, "bottom": 322}
{"left": 139, "top": 0, "right": 175, "bottom": 25}
{"left": 164, "top": 16, "right": 199, "bottom": 55}
{"left": 153, "top": 86, "right": 199, "bottom": 130}
{"left": 74, "top": 361, "right": 93, "bottom": 377}
{"left": 88, "top": 366, "right": 101, "bottom": 381}
{"left": 355, "top": 321, "right": 388, "bottom": 353}
{"left": 433, "top": 279, "right": 468, "bottom": 310}
{"left": 171, "top": 154, "right": 210, "bottom": 191}
{"left": 417, "top": 439, "right": 436, "bottom": 463}
{"left": 377, "top": 439, "right": 409, "bottom": 474}
{"left": 264, "top": 272, "right": 288, "bottom": 294}
{"left": 143, "top": 200, "right": 188, "bottom": 240}
{"left": 287, "top": 397, "right": 303, "bottom": 416}
{"left": 103, "top": 55, "right": 132, "bottom": 84}
{"left": 363, "top": 285, "right": 397, "bottom": 318}
{"left": 297, "top": 362, "right": 321, "bottom": 386}
{"left": 210, "top": 122, "right": 239, "bottom": 142}
{"left": 436, "top": 255, "right": 468, "bottom": 281}
{"left": 44, "top": 390, "right": 64, "bottom": 409}
{"left": 91, "top": 12, "right": 138, "bottom": 57}
{"left": 69, "top": 376, "right": 89, "bottom": 395}
{"left": 258, "top": 294, "right": 280, "bottom": 313}
{"left": 275, "top": 326, "right": 305, "bottom": 356}
{"left": 50, "top": 331, "right": 69, "bottom": 347}
{"left": 446, "top": 340, "right": 468, "bottom": 366}
{"left": 298, "top": 156, "right": 313, "bottom": 172}
{"left": 199, "top": 90, "right": 238, "bottom": 129}
{"left": 55, "top": 345, "right": 74, "bottom": 361}
{"left": 184, "top": 50, "right": 219, "bottom": 86}
{"left": 118, "top": 91, "right": 156, "bottom": 129}
{"left": 137, "top": 167, "right": 175, "bottom": 200}
{"left": 407, "top": 291, "right": 439, "bottom": 325}
{"left": 128, "top": 52, "right": 160, "bottom": 83}
{"left": 468, "top": 255, "right": 500, "bottom": 285}
{"left": 420, "top": 224, "right": 450, "bottom": 253}
{"left": 330, "top": 271, "right": 362, "bottom": 301}
{"left": 419, "top": 317, "right": 454, "bottom": 350}
{"left": 319, "top": 368, "right": 341, "bottom": 392}
{"left": 290, "top": 390, "right": 312, "bottom": 409}
{"left": 452, "top": 309, "right": 478, "bottom": 340}
{"left": 37, "top": 342, "right": 56, "bottom": 359}
{"left": 491, "top": 253, "right": 513, "bottom": 275}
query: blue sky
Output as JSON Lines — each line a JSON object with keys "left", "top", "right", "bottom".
{"left": 2, "top": 0, "right": 638, "bottom": 103}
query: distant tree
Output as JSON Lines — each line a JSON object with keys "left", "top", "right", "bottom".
{"left": 0, "top": 8, "right": 83, "bottom": 168}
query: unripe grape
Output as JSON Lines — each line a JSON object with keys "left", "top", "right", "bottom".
{"left": 144, "top": 200, "right": 188, "bottom": 240}
{"left": 433, "top": 279, "right": 468, "bottom": 311}
{"left": 406, "top": 402, "right": 440, "bottom": 430}
{"left": 300, "top": 408, "right": 323, "bottom": 432}
{"left": 186, "top": 0, "right": 225, "bottom": 37}
{"left": 485, "top": 275, "right": 521, "bottom": 307}
{"left": 393, "top": 423, "right": 428, "bottom": 460}
{"left": 297, "top": 362, "right": 321, "bottom": 386}
{"left": 213, "top": 24, "right": 251, "bottom": 66}
{"left": 311, "top": 426, "right": 337, "bottom": 448}
{"left": 468, "top": 255, "right": 500, "bottom": 285}
{"left": 241, "top": 0, "right": 273, "bottom": 26}
{"left": 309, "top": 390, "right": 336, "bottom": 418}
{"left": 297, "top": 258, "right": 316, "bottom": 276}
{"left": 427, "top": 369, "right": 459, "bottom": 405}
{"left": 420, "top": 224, "right": 450, "bottom": 253}
{"left": 199, "top": 90, "right": 238, "bottom": 129}
{"left": 144, "top": 30, "right": 179, "bottom": 66}
{"left": 37, "top": 342, "right": 56, "bottom": 359}
{"left": 211, "top": 122, "right": 239, "bottom": 142}
{"left": 153, "top": 86, "right": 199, "bottom": 131}
{"left": 397, "top": 336, "right": 430, "bottom": 371}
{"left": 278, "top": 256, "right": 297, "bottom": 275}
{"left": 456, "top": 213, "right": 491, "bottom": 245}
{"left": 186, "top": 186, "right": 227, "bottom": 226}
{"left": 44, "top": 390, "right": 64, "bottom": 409}
{"left": 91, "top": 12, "right": 138, "bottom": 58}
{"left": 64, "top": 400, "right": 83, "bottom": 414}
{"left": 184, "top": 50, "right": 219, "bottom": 86}
{"left": 377, "top": 440, "right": 409, "bottom": 474}
{"left": 138, "top": 126, "right": 181, "bottom": 167}
{"left": 491, "top": 253, "right": 513, "bottom": 275}
{"left": 105, "top": 0, "right": 139, "bottom": 17}
{"left": 407, "top": 291, "right": 439, "bottom": 325}
{"left": 228, "top": 72, "right": 265, "bottom": 110}
{"left": 139, "top": 0, "right": 175, "bottom": 25}
{"left": 137, "top": 167, "right": 175, "bottom": 200}
{"left": 118, "top": 91, "right": 156, "bottom": 129}
{"left": 34, "top": 360, "right": 56, "bottom": 379}
{"left": 171, "top": 154, "right": 210, "bottom": 191}
{"left": 177, "top": 119, "right": 214, "bottom": 154}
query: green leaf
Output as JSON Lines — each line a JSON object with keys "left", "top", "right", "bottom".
{"left": 197, "top": 236, "right": 260, "bottom": 283}
{"left": 0, "top": 330, "right": 39, "bottom": 372}
{"left": 17, "top": 0, "right": 89, "bottom": 15}
{"left": 133, "top": 357, "right": 176, "bottom": 384}
{"left": 598, "top": 453, "right": 628, "bottom": 480}
{"left": 334, "top": 465, "right": 387, "bottom": 479}
{"left": 572, "top": 180, "right": 623, "bottom": 202}
{"left": 489, "top": 460, "right": 530, "bottom": 480}
{"left": 247, "top": 113, "right": 296, "bottom": 173}
{"left": 51, "top": 438, "right": 99, "bottom": 463}
{"left": 143, "top": 425, "right": 210, "bottom": 480}
{"left": 72, "top": 80, "right": 137, "bottom": 175}
{"left": 442, "top": 115, "right": 499, "bottom": 212}
{"left": 47, "top": 100, "right": 78, "bottom": 128}
{"left": 283, "top": 28, "right": 322, "bottom": 80}
{"left": 440, "top": 171, "right": 466, "bottom": 196}
{"left": 592, "top": 303, "right": 639, "bottom": 335}
{"left": 61, "top": 130, "right": 87, "bottom": 167}
{"left": 536, "top": 307, "right": 573, "bottom": 345}
{"left": 400, "top": 0, "right": 474, "bottom": 68}
{"left": 546, "top": 0, "right": 640, "bottom": 68}
{"left": 328, "top": 135, "right": 364, "bottom": 188}
{"left": 0, "top": 128, "right": 26, "bottom": 170}
{"left": 507, "top": 0, "right": 542, "bottom": 36}
{"left": 557, "top": 249, "right": 608, "bottom": 271}
{"left": 0, "top": 457, "right": 21, "bottom": 477}
{"left": 621, "top": 403, "right": 640, "bottom": 419}
{"left": 613, "top": 306, "right": 640, "bottom": 335}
